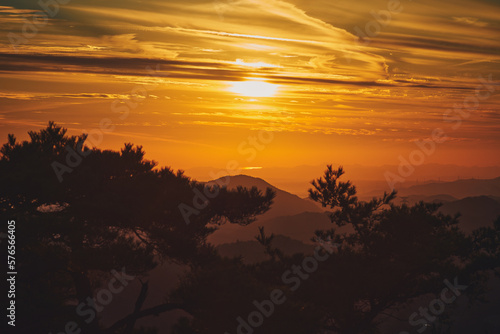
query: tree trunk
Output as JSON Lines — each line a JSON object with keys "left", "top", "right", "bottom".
{"left": 72, "top": 270, "right": 101, "bottom": 334}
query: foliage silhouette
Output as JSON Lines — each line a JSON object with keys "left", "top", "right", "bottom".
{"left": 0, "top": 122, "right": 275, "bottom": 334}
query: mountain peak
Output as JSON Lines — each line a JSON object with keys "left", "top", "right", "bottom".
{"left": 207, "top": 173, "right": 323, "bottom": 220}
{"left": 209, "top": 174, "right": 277, "bottom": 191}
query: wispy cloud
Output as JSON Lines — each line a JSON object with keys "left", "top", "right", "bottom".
{"left": 0, "top": 0, "right": 499, "bottom": 167}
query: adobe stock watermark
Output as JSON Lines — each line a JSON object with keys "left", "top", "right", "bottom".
{"left": 399, "top": 277, "right": 468, "bottom": 334}
{"left": 48, "top": 267, "right": 135, "bottom": 334}
{"left": 7, "top": 0, "right": 71, "bottom": 51}
{"left": 51, "top": 64, "right": 163, "bottom": 182}
{"left": 384, "top": 74, "right": 497, "bottom": 190}
{"left": 179, "top": 118, "right": 288, "bottom": 225}
{"left": 224, "top": 237, "right": 339, "bottom": 334}
{"left": 344, "top": 0, "right": 410, "bottom": 63}
{"left": 353, "top": 0, "right": 406, "bottom": 45}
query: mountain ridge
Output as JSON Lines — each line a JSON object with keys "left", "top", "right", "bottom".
{"left": 399, "top": 176, "right": 500, "bottom": 198}
{"left": 207, "top": 175, "right": 500, "bottom": 245}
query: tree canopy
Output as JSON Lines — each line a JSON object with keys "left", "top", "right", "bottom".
{"left": 0, "top": 122, "right": 274, "bottom": 334}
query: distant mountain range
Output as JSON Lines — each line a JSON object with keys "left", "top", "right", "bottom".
{"left": 187, "top": 164, "right": 500, "bottom": 197}
{"left": 207, "top": 175, "right": 500, "bottom": 246}
{"left": 393, "top": 194, "right": 458, "bottom": 205}
{"left": 398, "top": 177, "right": 500, "bottom": 198}
{"left": 439, "top": 196, "right": 500, "bottom": 233}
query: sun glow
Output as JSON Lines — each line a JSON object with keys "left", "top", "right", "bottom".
{"left": 242, "top": 166, "right": 263, "bottom": 170}
{"left": 232, "top": 59, "right": 280, "bottom": 68}
{"left": 227, "top": 80, "right": 279, "bottom": 97}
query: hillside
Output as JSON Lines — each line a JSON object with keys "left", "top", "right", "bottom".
{"left": 393, "top": 194, "right": 457, "bottom": 205}
{"left": 207, "top": 175, "right": 327, "bottom": 244}
{"left": 399, "top": 177, "right": 500, "bottom": 198}
{"left": 439, "top": 196, "right": 500, "bottom": 233}
{"left": 217, "top": 235, "right": 314, "bottom": 264}
{"left": 208, "top": 211, "right": 333, "bottom": 245}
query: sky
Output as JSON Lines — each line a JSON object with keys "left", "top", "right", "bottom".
{"left": 0, "top": 0, "right": 499, "bottom": 182}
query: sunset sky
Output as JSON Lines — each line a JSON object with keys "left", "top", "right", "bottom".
{"left": 1, "top": 0, "right": 499, "bottom": 180}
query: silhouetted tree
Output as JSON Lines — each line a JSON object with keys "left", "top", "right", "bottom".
{"left": 300, "top": 165, "right": 494, "bottom": 333}
{"left": 0, "top": 122, "right": 274, "bottom": 334}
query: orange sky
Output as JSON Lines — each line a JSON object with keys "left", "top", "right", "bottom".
{"left": 1, "top": 0, "right": 499, "bottom": 181}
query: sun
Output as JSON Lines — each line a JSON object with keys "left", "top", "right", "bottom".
{"left": 228, "top": 80, "right": 279, "bottom": 97}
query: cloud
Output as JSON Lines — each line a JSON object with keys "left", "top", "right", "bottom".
{"left": 452, "top": 16, "right": 488, "bottom": 27}
{"left": 0, "top": 92, "right": 159, "bottom": 101}
{"left": 0, "top": 0, "right": 499, "bottom": 157}
{"left": 0, "top": 92, "right": 36, "bottom": 100}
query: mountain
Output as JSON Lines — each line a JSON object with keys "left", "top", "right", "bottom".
{"left": 393, "top": 194, "right": 457, "bottom": 205}
{"left": 259, "top": 212, "right": 333, "bottom": 242}
{"left": 399, "top": 177, "right": 500, "bottom": 199}
{"left": 207, "top": 175, "right": 324, "bottom": 220}
{"left": 206, "top": 175, "right": 326, "bottom": 245}
{"left": 439, "top": 196, "right": 500, "bottom": 233}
